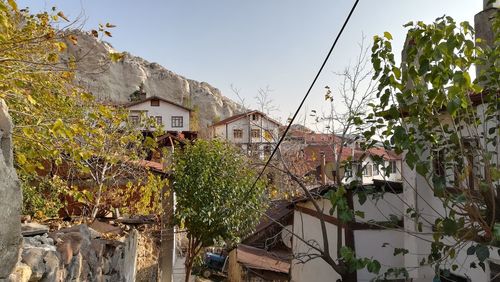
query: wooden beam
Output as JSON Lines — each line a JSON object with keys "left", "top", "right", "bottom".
{"left": 294, "top": 205, "right": 403, "bottom": 231}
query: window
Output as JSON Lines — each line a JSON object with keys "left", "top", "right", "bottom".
{"left": 373, "top": 164, "right": 380, "bottom": 176}
{"left": 389, "top": 160, "right": 398, "bottom": 174}
{"left": 150, "top": 99, "right": 160, "bottom": 106}
{"left": 129, "top": 115, "right": 139, "bottom": 125}
{"left": 155, "top": 116, "right": 163, "bottom": 125}
{"left": 233, "top": 129, "right": 243, "bottom": 139}
{"left": 363, "top": 164, "right": 373, "bottom": 177}
{"left": 251, "top": 129, "right": 260, "bottom": 138}
{"left": 432, "top": 149, "right": 445, "bottom": 177}
{"left": 171, "top": 116, "right": 183, "bottom": 128}
{"left": 251, "top": 114, "right": 258, "bottom": 121}
{"left": 463, "top": 138, "right": 478, "bottom": 190}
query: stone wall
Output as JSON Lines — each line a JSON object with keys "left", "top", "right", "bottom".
{"left": 9, "top": 224, "right": 139, "bottom": 282}
{"left": 0, "top": 99, "right": 22, "bottom": 280}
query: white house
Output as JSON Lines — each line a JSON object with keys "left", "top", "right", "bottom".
{"left": 126, "top": 96, "right": 191, "bottom": 132}
{"left": 290, "top": 185, "right": 407, "bottom": 282}
{"left": 300, "top": 144, "right": 403, "bottom": 186}
{"left": 209, "top": 110, "right": 281, "bottom": 158}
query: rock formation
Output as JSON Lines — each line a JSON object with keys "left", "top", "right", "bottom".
{"left": 65, "top": 31, "right": 245, "bottom": 129}
{"left": 0, "top": 99, "right": 22, "bottom": 280}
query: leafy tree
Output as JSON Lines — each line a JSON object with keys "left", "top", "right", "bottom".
{"left": 172, "top": 139, "right": 267, "bottom": 281}
{"left": 364, "top": 14, "right": 499, "bottom": 277}
{"left": 0, "top": 1, "right": 161, "bottom": 218}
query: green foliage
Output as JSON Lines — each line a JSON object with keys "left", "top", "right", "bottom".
{"left": 173, "top": 139, "right": 267, "bottom": 246}
{"left": 21, "top": 175, "right": 63, "bottom": 219}
{"left": 173, "top": 139, "right": 267, "bottom": 279}
{"left": 368, "top": 13, "right": 500, "bottom": 273}
{"left": 340, "top": 246, "right": 381, "bottom": 274}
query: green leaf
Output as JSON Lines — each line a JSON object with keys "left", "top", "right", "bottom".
{"left": 384, "top": 31, "right": 393, "bottom": 40}
{"left": 466, "top": 245, "right": 476, "bottom": 255}
{"left": 442, "top": 218, "right": 458, "bottom": 236}
{"left": 476, "top": 245, "right": 489, "bottom": 262}
{"left": 367, "top": 260, "right": 381, "bottom": 274}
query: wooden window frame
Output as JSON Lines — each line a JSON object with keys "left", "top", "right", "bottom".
{"left": 251, "top": 129, "right": 260, "bottom": 138}
{"left": 233, "top": 129, "right": 243, "bottom": 139}
{"left": 150, "top": 99, "right": 160, "bottom": 107}
{"left": 171, "top": 116, "right": 183, "bottom": 128}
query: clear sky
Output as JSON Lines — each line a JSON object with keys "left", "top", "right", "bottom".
{"left": 19, "top": 0, "right": 482, "bottom": 128}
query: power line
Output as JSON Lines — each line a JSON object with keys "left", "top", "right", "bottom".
{"left": 246, "top": 0, "right": 360, "bottom": 197}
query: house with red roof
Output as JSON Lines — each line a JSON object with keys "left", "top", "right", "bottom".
{"left": 209, "top": 110, "right": 281, "bottom": 159}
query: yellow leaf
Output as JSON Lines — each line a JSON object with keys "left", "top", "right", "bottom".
{"left": 17, "top": 153, "right": 26, "bottom": 165}
{"left": 57, "top": 11, "right": 69, "bottom": 22}
{"left": 105, "top": 23, "right": 116, "bottom": 28}
{"left": 52, "top": 118, "right": 64, "bottom": 132}
{"left": 109, "top": 52, "right": 124, "bottom": 62}
{"left": 7, "top": 0, "right": 17, "bottom": 11}
{"left": 54, "top": 41, "right": 67, "bottom": 52}
{"left": 68, "top": 35, "right": 78, "bottom": 45}
{"left": 26, "top": 95, "right": 37, "bottom": 105}
{"left": 384, "top": 31, "right": 393, "bottom": 40}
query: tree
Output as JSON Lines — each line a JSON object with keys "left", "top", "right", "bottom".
{"left": 275, "top": 13, "right": 499, "bottom": 279}
{"left": 0, "top": 1, "right": 159, "bottom": 218}
{"left": 275, "top": 38, "right": 382, "bottom": 281}
{"left": 312, "top": 36, "right": 377, "bottom": 184}
{"left": 364, "top": 13, "right": 499, "bottom": 278}
{"left": 172, "top": 139, "right": 267, "bottom": 281}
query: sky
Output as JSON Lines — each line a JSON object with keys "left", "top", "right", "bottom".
{"left": 19, "top": 0, "right": 482, "bottom": 129}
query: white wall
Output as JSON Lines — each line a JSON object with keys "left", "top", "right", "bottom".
{"left": 291, "top": 200, "right": 342, "bottom": 282}
{"left": 291, "top": 197, "right": 406, "bottom": 282}
{"left": 127, "top": 99, "right": 190, "bottom": 131}
{"left": 212, "top": 113, "right": 279, "bottom": 145}
{"left": 355, "top": 230, "right": 405, "bottom": 281}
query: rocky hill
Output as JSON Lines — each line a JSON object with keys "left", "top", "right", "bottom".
{"left": 65, "top": 31, "right": 245, "bottom": 129}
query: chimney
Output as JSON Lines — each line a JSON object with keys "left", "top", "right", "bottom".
{"left": 475, "top": 0, "right": 499, "bottom": 78}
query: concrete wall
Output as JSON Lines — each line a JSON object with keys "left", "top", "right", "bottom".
{"left": 128, "top": 99, "right": 190, "bottom": 131}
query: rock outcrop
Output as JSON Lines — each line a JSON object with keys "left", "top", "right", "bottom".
{"left": 65, "top": 31, "right": 245, "bottom": 128}
{"left": 0, "top": 99, "right": 22, "bottom": 280}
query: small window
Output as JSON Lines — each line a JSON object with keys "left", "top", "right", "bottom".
{"left": 373, "top": 164, "right": 379, "bottom": 176}
{"left": 155, "top": 116, "right": 163, "bottom": 125}
{"left": 389, "top": 160, "right": 397, "bottom": 174}
{"left": 233, "top": 129, "right": 243, "bottom": 139}
{"left": 129, "top": 116, "right": 139, "bottom": 125}
{"left": 171, "top": 116, "right": 183, "bottom": 128}
{"left": 363, "top": 164, "right": 373, "bottom": 177}
{"left": 251, "top": 114, "right": 258, "bottom": 121}
{"left": 150, "top": 99, "right": 160, "bottom": 106}
{"left": 251, "top": 129, "right": 260, "bottom": 138}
